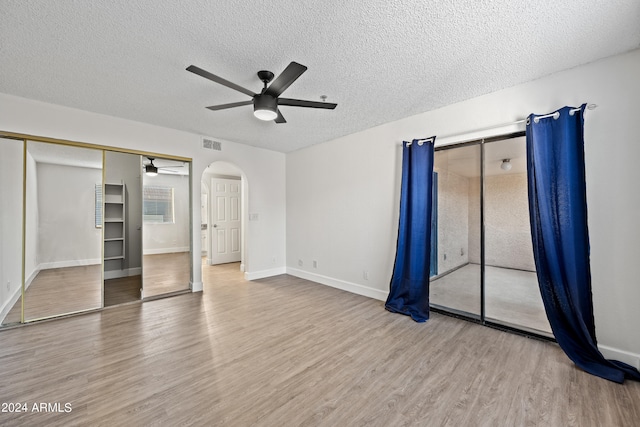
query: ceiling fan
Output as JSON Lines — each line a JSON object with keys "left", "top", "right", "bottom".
{"left": 143, "top": 157, "right": 186, "bottom": 176}
{"left": 186, "top": 61, "right": 337, "bottom": 123}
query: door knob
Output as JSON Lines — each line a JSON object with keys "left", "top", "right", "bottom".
{"left": 213, "top": 224, "right": 217, "bottom": 228}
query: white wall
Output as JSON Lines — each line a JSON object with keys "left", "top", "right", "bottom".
{"left": 0, "top": 138, "right": 24, "bottom": 324}
{"left": 0, "top": 92, "right": 287, "bottom": 291}
{"left": 286, "top": 48, "right": 640, "bottom": 366}
{"left": 36, "top": 163, "right": 102, "bottom": 268}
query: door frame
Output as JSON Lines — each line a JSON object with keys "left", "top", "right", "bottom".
{"left": 201, "top": 161, "right": 247, "bottom": 272}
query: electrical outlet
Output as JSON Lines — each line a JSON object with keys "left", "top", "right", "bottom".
{"left": 298, "top": 259, "right": 303, "bottom": 267}
{"left": 312, "top": 260, "right": 317, "bottom": 268}
{"left": 6, "top": 281, "right": 10, "bottom": 292}
{"left": 363, "top": 271, "right": 369, "bottom": 280}
{"left": 272, "top": 257, "right": 276, "bottom": 265}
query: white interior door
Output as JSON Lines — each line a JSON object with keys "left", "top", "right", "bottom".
{"left": 201, "top": 192, "right": 208, "bottom": 257}
{"left": 210, "top": 178, "right": 241, "bottom": 265}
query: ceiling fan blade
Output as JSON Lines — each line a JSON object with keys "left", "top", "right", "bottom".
{"left": 278, "top": 98, "right": 338, "bottom": 109}
{"left": 206, "top": 100, "right": 253, "bottom": 111}
{"left": 264, "top": 62, "right": 307, "bottom": 97}
{"left": 275, "top": 109, "right": 287, "bottom": 124}
{"left": 186, "top": 65, "right": 256, "bottom": 97}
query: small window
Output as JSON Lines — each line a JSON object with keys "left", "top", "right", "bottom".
{"left": 143, "top": 186, "right": 174, "bottom": 223}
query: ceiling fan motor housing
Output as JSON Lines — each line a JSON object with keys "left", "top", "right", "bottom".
{"left": 254, "top": 93, "right": 277, "bottom": 113}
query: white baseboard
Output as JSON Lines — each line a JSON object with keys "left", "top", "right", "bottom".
{"left": 144, "top": 247, "right": 190, "bottom": 255}
{"left": 0, "top": 286, "right": 22, "bottom": 324}
{"left": 245, "top": 267, "right": 287, "bottom": 281}
{"left": 25, "top": 266, "right": 40, "bottom": 290}
{"left": 104, "top": 267, "right": 142, "bottom": 280}
{"left": 191, "top": 281, "right": 203, "bottom": 292}
{"left": 0, "top": 266, "right": 41, "bottom": 323}
{"left": 39, "top": 258, "right": 101, "bottom": 270}
{"left": 598, "top": 344, "right": 640, "bottom": 371}
{"left": 286, "top": 268, "right": 389, "bottom": 301}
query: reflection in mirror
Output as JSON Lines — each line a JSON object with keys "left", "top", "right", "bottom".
{"left": 430, "top": 144, "right": 482, "bottom": 318}
{"left": 142, "top": 157, "right": 191, "bottom": 297}
{"left": 0, "top": 138, "right": 24, "bottom": 327}
{"left": 22, "top": 141, "right": 103, "bottom": 321}
{"left": 103, "top": 152, "right": 143, "bottom": 306}
{"left": 483, "top": 137, "right": 551, "bottom": 335}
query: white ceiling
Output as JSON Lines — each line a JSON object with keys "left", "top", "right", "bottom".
{"left": 1, "top": 1, "right": 639, "bottom": 153}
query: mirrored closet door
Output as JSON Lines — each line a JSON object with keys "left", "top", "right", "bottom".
{"left": 0, "top": 134, "right": 193, "bottom": 327}
{"left": 103, "top": 151, "right": 143, "bottom": 306}
{"left": 430, "top": 144, "right": 482, "bottom": 319}
{"left": 430, "top": 135, "right": 552, "bottom": 338}
{"left": 141, "top": 156, "right": 191, "bottom": 297}
{"left": 483, "top": 137, "right": 551, "bottom": 335}
{"left": 23, "top": 141, "right": 103, "bottom": 321}
{"left": 0, "top": 138, "right": 25, "bottom": 327}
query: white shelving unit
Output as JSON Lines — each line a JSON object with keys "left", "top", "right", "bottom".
{"left": 103, "top": 182, "right": 126, "bottom": 269}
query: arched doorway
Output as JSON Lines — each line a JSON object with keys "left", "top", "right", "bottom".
{"left": 200, "top": 161, "right": 248, "bottom": 286}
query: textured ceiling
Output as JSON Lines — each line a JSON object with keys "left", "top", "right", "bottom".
{"left": 1, "top": 1, "right": 639, "bottom": 153}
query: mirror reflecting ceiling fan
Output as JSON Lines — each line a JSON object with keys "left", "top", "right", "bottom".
{"left": 143, "top": 157, "right": 186, "bottom": 176}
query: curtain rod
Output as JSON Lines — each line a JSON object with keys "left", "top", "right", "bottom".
{"left": 530, "top": 104, "right": 597, "bottom": 124}
{"left": 405, "top": 136, "right": 435, "bottom": 147}
{"left": 406, "top": 104, "right": 597, "bottom": 147}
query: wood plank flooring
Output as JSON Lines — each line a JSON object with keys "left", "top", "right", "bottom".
{"left": 104, "top": 275, "right": 141, "bottom": 306}
{"left": 2, "top": 253, "right": 190, "bottom": 325}
{"left": 3, "top": 265, "right": 102, "bottom": 324}
{"left": 0, "top": 263, "right": 638, "bottom": 426}
{"left": 143, "top": 252, "right": 190, "bottom": 297}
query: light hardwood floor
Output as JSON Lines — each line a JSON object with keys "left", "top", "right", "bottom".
{"left": 0, "top": 263, "right": 638, "bottom": 426}
{"left": 2, "top": 253, "right": 190, "bottom": 324}
{"left": 104, "top": 275, "right": 141, "bottom": 306}
{"left": 3, "top": 265, "right": 102, "bottom": 324}
{"left": 143, "top": 252, "right": 191, "bottom": 297}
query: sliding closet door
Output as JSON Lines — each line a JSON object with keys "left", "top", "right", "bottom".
{"left": 0, "top": 138, "right": 24, "bottom": 326}
{"left": 142, "top": 157, "right": 191, "bottom": 298}
{"left": 23, "top": 141, "right": 103, "bottom": 321}
{"left": 103, "top": 151, "right": 143, "bottom": 306}
{"left": 430, "top": 144, "right": 482, "bottom": 318}
{"left": 483, "top": 138, "right": 551, "bottom": 335}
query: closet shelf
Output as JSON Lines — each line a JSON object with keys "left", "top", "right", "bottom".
{"left": 103, "top": 182, "right": 126, "bottom": 266}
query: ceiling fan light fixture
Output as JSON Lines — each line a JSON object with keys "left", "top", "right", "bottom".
{"left": 253, "top": 108, "right": 278, "bottom": 121}
{"left": 145, "top": 158, "right": 158, "bottom": 176}
{"left": 253, "top": 94, "right": 278, "bottom": 121}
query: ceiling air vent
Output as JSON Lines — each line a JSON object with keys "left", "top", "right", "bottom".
{"left": 202, "top": 138, "right": 222, "bottom": 151}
